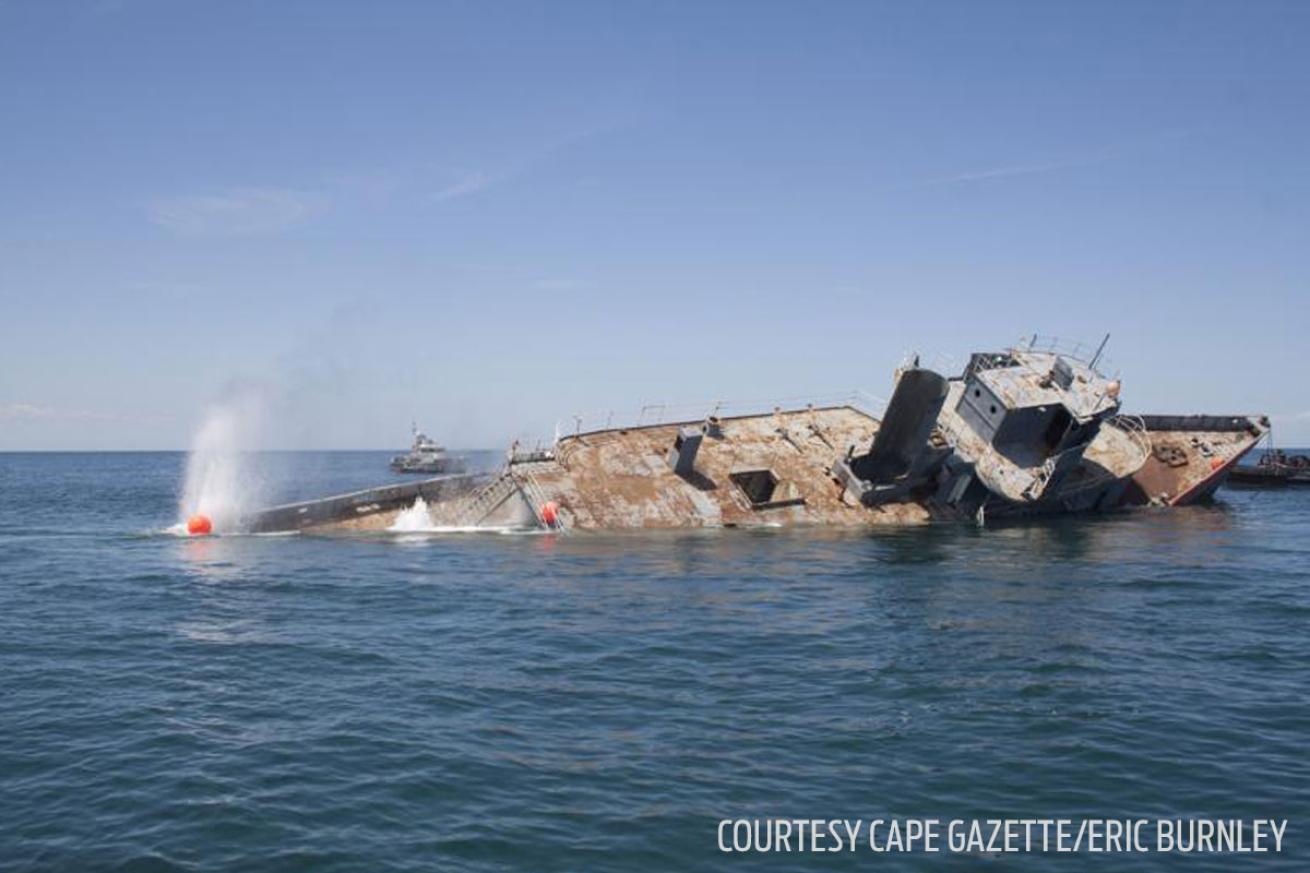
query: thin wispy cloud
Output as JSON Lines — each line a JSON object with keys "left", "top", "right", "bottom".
{"left": 149, "top": 187, "right": 322, "bottom": 237}
{"left": 923, "top": 155, "right": 1110, "bottom": 186}
{"left": 333, "top": 166, "right": 495, "bottom": 206}
{"left": 529, "top": 277, "right": 589, "bottom": 292}
{"left": 329, "top": 168, "right": 405, "bottom": 203}
{"left": 146, "top": 118, "right": 627, "bottom": 233}
{"left": 912, "top": 130, "right": 1195, "bottom": 190}
{"left": 0, "top": 402, "right": 167, "bottom": 424}
{"left": 0, "top": 403, "right": 56, "bottom": 420}
{"left": 432, "top": 170, "right": 494, "bottom": 203}
{"left": 875, "top": 153, "right": 1106, "bottom": 195}
{"left": 426, "top": 119, "right": 627, "bottom": 204}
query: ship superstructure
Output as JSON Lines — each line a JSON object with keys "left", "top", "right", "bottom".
{"left": 390, "top": 426, "right": 465, "bottom": 475}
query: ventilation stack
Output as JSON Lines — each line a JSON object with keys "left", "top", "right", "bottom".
{"left": 667, "top": 426, "right": 704, "bottom": 477}
{"left": 834, "top": 367, "right": 950, "bottom": 504}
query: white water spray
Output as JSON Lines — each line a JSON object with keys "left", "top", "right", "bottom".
{"left": 389, "top": 497, "right": 433, "bottom": 532}
{"left": 387, "top": 496, "right": 530, "bottom": 535}
{"left": 177, "top": 390, "right": 268, "bottom": 534}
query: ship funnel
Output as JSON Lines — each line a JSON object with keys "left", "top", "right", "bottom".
{"left": 667, "top": 426, "right": 704, "bottom": 477}
{"left": 848, "top": 367, "right": 949, "bottom": 485}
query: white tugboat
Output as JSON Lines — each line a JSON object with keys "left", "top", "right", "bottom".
{"left": 390, "top": 425, "right": 466, "bottom": 475}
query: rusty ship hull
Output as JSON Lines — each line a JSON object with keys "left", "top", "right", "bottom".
{"left": 247, "top": 410, "right": 1265, "bottom": 534}
{"left": 244, "top": 337, "right": 1269, "bottom": 535}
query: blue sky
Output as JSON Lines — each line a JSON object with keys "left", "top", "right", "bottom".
{"left": 1, "top": 0, "right": 1307, "bottom": 450}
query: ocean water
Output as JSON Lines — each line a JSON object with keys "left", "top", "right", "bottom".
{"left": 1, "top": 451, "right": 1307, "bottom": 872}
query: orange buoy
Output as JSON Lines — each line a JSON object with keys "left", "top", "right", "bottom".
{"left": 186, "top": 514, "right": 213, "bottom": 536}
{"left": 540, "top": 501, "right": 559, "bottom": 527}
{"left": 1210, "top": 456, "right": 1225, "bottom": 471}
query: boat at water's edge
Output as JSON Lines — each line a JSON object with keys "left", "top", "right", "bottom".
{"left": 390, "top": 426, "right": 466, "bottom": 475}
{"left": 1226, "top": 450, "right": 1310, "bottom": 488}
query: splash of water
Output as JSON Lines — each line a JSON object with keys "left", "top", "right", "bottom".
{"left": 177, "top": 392, "right": 267, "bottom": 534}
{"left": 389, "top": 497, "right": 433, "bottom": 532}
{"left": 387, "top": 497, "right": 532, "bottom": 535}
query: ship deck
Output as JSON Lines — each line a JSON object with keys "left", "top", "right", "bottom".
{"left": 523, "top": 406, "right": 929, "bottom": 529}
{"left": 1122, "top": 415, "right": 1267, "bottom": 506}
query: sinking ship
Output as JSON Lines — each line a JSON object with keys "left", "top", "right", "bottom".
{"left": 247, "top": 336, "right": 1268, "bottom": 534}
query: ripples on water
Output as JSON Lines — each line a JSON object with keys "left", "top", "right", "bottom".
{"left": 1, "top": 452, "right": 1307, "bottom": 871}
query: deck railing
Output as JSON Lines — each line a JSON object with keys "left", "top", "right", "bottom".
{"left": 1109, "top": 413, "right": 1153, "bottom": 459}
{"left": 553, "top": 390, "right": 887, "bottom": 443}
{"left": 1017, "top": 334, "right": 1118, "bottom": 378}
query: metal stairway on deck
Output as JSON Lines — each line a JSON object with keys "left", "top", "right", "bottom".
{"left": 457, "top": 472, "right": 525, "bottom": 526}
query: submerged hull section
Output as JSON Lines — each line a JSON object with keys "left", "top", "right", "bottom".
{"left": 246, "top": 473, "right": 486, "bottom": 533}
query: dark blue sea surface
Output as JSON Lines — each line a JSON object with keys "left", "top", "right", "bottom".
{"left": 1, "top": 452, "right": 1307, "bottom": 872}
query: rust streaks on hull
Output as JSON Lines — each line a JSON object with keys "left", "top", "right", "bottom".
{"left": 531, "top": 406, "right": 929, "bottom": 530}
{"left": 240, "top": 339, "right": 1270, "bottom": 534}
